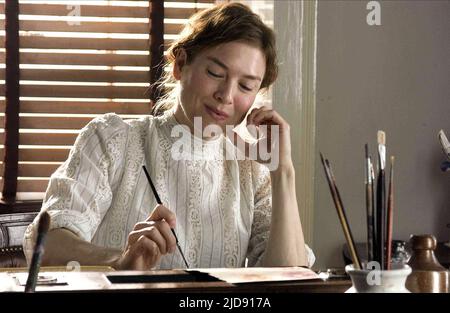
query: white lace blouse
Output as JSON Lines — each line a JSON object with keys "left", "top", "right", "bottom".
{"left": 23, "top": 110, "right": 314, "bottom": 269}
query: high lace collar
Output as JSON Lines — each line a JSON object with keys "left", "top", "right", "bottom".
{"left": 155, "top": 109, "right": 225, "bottom": 160}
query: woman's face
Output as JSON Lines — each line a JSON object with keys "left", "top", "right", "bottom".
{"left": 173, "top": 41, "right": 266, "bottom": 137}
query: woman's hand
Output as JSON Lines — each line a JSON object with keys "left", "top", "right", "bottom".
{"left": 227, "top": 106, "right": 293, "bottom": 171}
{"left": 114, "top": 204, "right": 177, "bottom": 270}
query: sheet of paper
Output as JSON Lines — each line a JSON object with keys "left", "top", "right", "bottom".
{"left": 12, "top": 272, "right": 68, "bottom": 286}
{"left": 188, "top": 267, "right": 320, "bottom": 284}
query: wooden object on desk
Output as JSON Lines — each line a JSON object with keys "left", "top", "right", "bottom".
{"left": 406, "top": 235, "right": 449, "bottom": 293}
{"left": 0, "top": 265, "right": 115, "bottom": 273}
{"left": 0, "top": 268, "right": 351, "bottom": 293}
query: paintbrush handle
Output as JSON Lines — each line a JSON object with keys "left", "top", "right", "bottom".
{"left": 170, "top": 229, "right": 189, "bottom": 268}
{"left": 370, "top": 164, "right": 376, "bottom": 266}
{"left": 25, "top": 232, "right": 47, "bottom": 292}
{"left": 320, "top": 155, "right": 362, "bottom": 269}
{"left": 333, "top": 179, "right": 362, "bottom": 270}
{"left": 366, "top": 182, "right": 374, "bottom": 262}
{"left": 376, "top": 169, "right": 386, "bottom": 269}
{"left": 142, "top": 165, "right": 162, "bottom": 204}
{"left": 381, "top": 172, "right": 386, "bottom": 269}
{"left": 386, "top": 205, "right": 393, "bottom": 270}
{"left": 142, "top": 165, "right": 189, "bottom": 268}
{"left": 386, "top": 158, "right": 394, "bottom": 270}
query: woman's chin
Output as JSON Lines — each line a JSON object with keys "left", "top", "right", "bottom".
{"left": 203, "top": 121, "right": 227, "bottom": 136}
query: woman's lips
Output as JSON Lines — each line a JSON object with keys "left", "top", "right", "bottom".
{"left": 204, "top": 105, "right": 229, "bottom": 121}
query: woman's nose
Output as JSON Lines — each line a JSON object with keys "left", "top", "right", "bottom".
{"left": 213, "top": 82, "right": 233, "bottom": 105}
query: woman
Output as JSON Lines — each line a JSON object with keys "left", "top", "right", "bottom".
{"left": 23, "top": 3, "right": 314, "bottom": 270}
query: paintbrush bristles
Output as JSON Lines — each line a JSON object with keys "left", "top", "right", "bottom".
{"left": 377, "top": 130, "right": 386, "bottom": 146}
{"left": 377, "top": 131, "right": 386, "bottom": 170}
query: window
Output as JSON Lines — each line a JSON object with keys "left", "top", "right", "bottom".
{"left": 0, "top": 0, "right": 215, "bottom": 212}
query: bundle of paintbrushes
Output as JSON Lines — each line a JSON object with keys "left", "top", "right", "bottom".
{"left": 321, "top": 130, "right": 395, "bottom": 270}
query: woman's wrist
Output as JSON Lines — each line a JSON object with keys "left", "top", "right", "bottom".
{"left": 270, "top": 160, "right": 295, "bottom": 179}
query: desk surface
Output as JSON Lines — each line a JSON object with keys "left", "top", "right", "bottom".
{"left": 0, "top": 268, "right": 351, "bottom": 293}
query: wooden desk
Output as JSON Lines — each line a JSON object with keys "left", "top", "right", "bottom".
{"left": 0, "top": 269, "right": 351, "bottom": 293}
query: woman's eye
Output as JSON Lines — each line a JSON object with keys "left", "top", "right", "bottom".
{"left": 207, "top": 70, "right": 223, "bottom": 78}
{"left": 240, "top": 84, "right": 252, "bottom": 92}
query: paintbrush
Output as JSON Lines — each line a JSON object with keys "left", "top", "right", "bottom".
{"left": 369, "top": 157, "right": 376, "bottom": 265}
{"left": 386, "top": 156, "right": 394, "bottom": 269}
{"left": 365, "top": 144, "right": 374, "bottom": 262}
{"left": 376, "top": 130, "right": 386, "bottom": 269}
{"left": 320, "top": 153, "right": 362, "bottom": 269}
{"left": 25, "top": 212, "right": 50, "bottom": 293}
{"left": 142, "top": 165, "right": 189, "bottom": 269}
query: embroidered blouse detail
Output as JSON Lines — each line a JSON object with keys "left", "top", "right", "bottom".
{"left": 23, "top": 110, "right": 315, "bottom": 268}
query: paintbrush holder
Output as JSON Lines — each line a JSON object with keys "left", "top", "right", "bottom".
{"left": 345, "top": 263, "right": 412, "bottom": 293}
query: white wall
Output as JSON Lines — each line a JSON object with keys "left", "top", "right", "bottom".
{"left": 313, "top": 0, "right": 450, "bottom": 268}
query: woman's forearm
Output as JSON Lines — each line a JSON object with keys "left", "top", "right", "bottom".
{"left": 42, "top": 228, "right": 121, "bottom": 268}
{"left": 261, "top": 163, "right": 308, "bottom": 267}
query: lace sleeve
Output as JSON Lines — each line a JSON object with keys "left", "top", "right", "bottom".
{"left": 246, "top": 162, "right": 272, "bottom": 267}
{"left": 22, "top": 113, "right": 128, "bottom": 263}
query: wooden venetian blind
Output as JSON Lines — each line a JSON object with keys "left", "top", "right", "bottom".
{"left": 0, "top": 3, "right": 5, "bottom": 199}
{"left": 162, "top": 0, "right": 215, "bottom": 87}
{"left": 0, "top": 0, "right": 215, "bottom": 204}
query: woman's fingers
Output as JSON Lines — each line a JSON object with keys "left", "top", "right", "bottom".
{"left": 225, "top": 106, "right": 288, "bottom": 171}
{"left": 127, "top": 235, "right": 161, "bottom": 269}
{"left": 120, "top": 200, "right": 180, "bottom": 270}
{"left": 148, "top": 204, "right": 177, "bottom": 228}
{"left": 154, "top": 219, "right": 177, "bottom": 254}
{"left": 247, "top": 106, "right": 271, "bottom": 125}
{"left": 225, "top": 127, "right": 252, "bottom": 159}
{"left": 128, "top": 223, "right": 172, "bottom": 254}
{"left": 250, "top": 108, "right": 288, "bottom": 129}
{"left": 126, "top": 204, "right": 178, "bottom": 258}
{"left": 253, "top": 109, "right": 274, "bottom": 125}
{"left": 121, "top": 215, "right": 178, "bottom": 270}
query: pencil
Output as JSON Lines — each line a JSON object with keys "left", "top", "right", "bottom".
{"left": 386, "top": 156, "right": 394, "bottom": 270}
{"left": 320, "top": 153, "right": 362, "bottom": 269}
{"left": 142, "top": 165, "right": 189, "bottom": 268}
